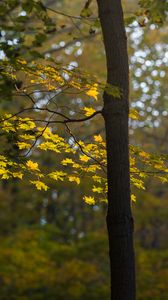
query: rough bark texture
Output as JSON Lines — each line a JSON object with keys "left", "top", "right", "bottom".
{"left": 96, "top": 1, "right": 136, "bottom": 299}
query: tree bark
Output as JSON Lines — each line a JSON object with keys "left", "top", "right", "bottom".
{"left": 96, "top": 1, "right": 136, "bottom": 299}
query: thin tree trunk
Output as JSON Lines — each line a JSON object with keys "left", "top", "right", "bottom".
{"left": 96, "top": 1, "right": 136, "bottom": 299}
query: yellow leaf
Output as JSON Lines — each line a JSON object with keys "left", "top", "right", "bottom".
{"left": 86, "top": 164, "right": 100, "bottom": 172}
{"left": 68, "top": 176, "right": 80, "bottom": 185}
{"left": 30, "top": 180, "right": 48, "bottom": 191}
{"left": 83, "top": 196, "right": 95, "bottom": 205}
{"left": 17, "top": 142, "right": 31, "bottom": 150}
{"left": 38, "top": 141, "right": 61, "bottom": 153}
{"left": 130, "top": 156, "right": 136, "bottom": 166}
{"left": 61, "top": 158, "right": 74, "bottom": 165}
{"left": 19, "top": 118, "right": 36, "bottom": 130}
{"left": 92, "top": 185, "right": 103, "bottom": 193}
{"left": 131, "top": 194, "right": 136, "bottom": 202}
{"left": 12, "top": 172, "right": 23, "bottom": 179}
{"left": 2, "top": 173, "right": 10, "bottom": 179}
{"left": 0, "top": 161, "right": 7, "bottom": 167}
{"left": 129, "top": 108, "right": 140, "bottom": 120}
{"left": 26, "top": 160, "right": 39, "bottom": 171}
{"left": 86, "top": 83, "right": 99, "bottom": 100}
{"left": 139, "top": 151, "right": 150, "bottom": 159}
{"left": 79, "top": 155, "right": 90, "bottom": 162}
{"left": 49, "top": 171, "right": 67, "bottom": 181}
{"left": 2, "top": 120, "right": 16, "bottom": 132}
{"left": 131, "top": 177, "right": 145, "bottom": 190}
{"left": 92, "top": 175, "right": 102, "bottom": 183}
{"left": 17, "top": 58, "right": 27, "bottom": 65}
{"left": 70, "top": 80, "right": 81, "bottom": 89}
{"left": 94, "top": 135, "right": 103, "bottom": 143}
{"left": 0, "top": 155, "right": 7, "bottom": 161}
{"left": 83, "top": 107, "right": 96, "bottom": 117}
{"left": 20, "top": 134, "right": 35, "bottom": 140}
{"left": 0, "top": 168, "right": 10, "bottom": 179}
{"left": 154, "top": 163, "right": 163, "bottom": 170}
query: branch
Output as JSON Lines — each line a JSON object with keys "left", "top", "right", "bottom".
{"left": 43, "top": 31, "right": 100, "bottom": 55}
{"left": 42, "top": 3, "right": 97, "bottom": 21}
{"left": 23, "top": 113, "right": 55, "bottom": 157}
{"left": 131, "top": 171, "right": 168, "bottom": 175}
{"left": 0, "top": 105, "right": 102, "bottom": 125}
{"left": 65, "top": 123, "right": 106, "bottom": 173}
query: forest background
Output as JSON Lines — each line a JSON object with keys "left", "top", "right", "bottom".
{"left": 0, "top": 0, "right": 168, "bottom": 299}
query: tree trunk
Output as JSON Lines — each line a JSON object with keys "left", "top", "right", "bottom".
{"left": 96, "top": 1, "right": 136, "bottom": 299}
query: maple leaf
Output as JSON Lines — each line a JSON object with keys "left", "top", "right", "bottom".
{"left": 80, "top": 155, "right": 90, "bottom": 162}
{"left": 61, "top": 158, "right": 74, "bottom": 165}
{"left": 86, "top": 83, "right": 99, "bottom": 100}
{"left": 12, "top": 172, "right": 23, "bottom": 179}
{"left": 94, "top": 135, "right": 103, "bottom": 143}
{"left": 131, "top": 194, "right": 136, "bottom": 202}
{"left": 30, "top": 180, "right": 48, "bottom": 191}
{"left": 49, "top": 171, "right": 67, "bottom": 181}
{"left": 83, "top": 196, "right": 95, "bottom": 205}
{"left": 68, "top": 176, "right": 80, "bottom": 185}
{"left": 83, "top": 107, "right": 96, "bottom": 117}
{"left": 17, "top": 142, "right": 31, "bottom": 150}
{"left": 26, "top": 160, "right": 39, "bottom": 171}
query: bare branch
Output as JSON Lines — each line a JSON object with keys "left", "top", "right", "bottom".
{"left": 44, "top": 32, "right": 100, "bottom": 55}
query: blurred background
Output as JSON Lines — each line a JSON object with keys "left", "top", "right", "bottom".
{"left": 0, "top": 0, "right": 168, "bottom": 299}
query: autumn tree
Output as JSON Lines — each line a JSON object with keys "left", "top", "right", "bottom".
{"left": 0, "top": 1, "right": 168, "bottom": 300}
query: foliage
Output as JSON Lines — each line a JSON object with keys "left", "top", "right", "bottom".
{"left": 0, "top": 56, "right": 167, "bottom": 203}
{"left": 138, "top": 0, "right": 168, "bottom": 25}
{"left": 0, "top": 210, "right": 168, "bottom": 300}
{"left": 0, "top": 1, "right": 168, "bottom": 299}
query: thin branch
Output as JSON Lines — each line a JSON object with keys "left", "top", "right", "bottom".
{"left": 23, "top": 113, "right": 55, "bottom": 157}
{"left": 15, "top": 85, "right": 36, "bottom": 105}
{"left": 130, "top": 171, "right": 168, "bottom": 174}
{"left": 43, "top": 31, "right": 100, "bottom": 55}
{"left": 0, "top": 106, "right": 102, "bottom": 125}
{"left": 0, "top": 108, "right": 35, "bottom": 122}
{"left": 43, "top": 3, "right": 97, "bottom": 21}
{"left": 65, "top": 123, "right": 106, "bottom": 173}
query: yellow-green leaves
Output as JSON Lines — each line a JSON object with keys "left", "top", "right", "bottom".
{"left": 18, "top": 118, "right": 36, "bottom": 131}
{"left": 79, "top": 155, "right": 90, "bottom": 163}
{"left": 12, "top": 172, "right": 23, "bottom": 179}
{"left": 92, "top": 186, "right": 103, "bottom": 194}
{"left": 0, "top": 113, "right": 168, "bottom": 204}
{"left": 30, "top": 180, "right": 48, "bottom": 191}
{"left": 129, "top": 108, "right": 140, "bottom": 120}
{"left": 86, "top": 83, "right": 99, "bottom": 100}
{"left": 49, "top": 171, "right": 67, "bottom": 181}
{"left": 26, "top": 160, "right": 39, "bottom": 171}
{"left": 62, "top": 158, "right": 75, "bottom": 165}
{"left": 38, "top": 141, "right": 62, "bottom": 153}
{"left": 131, "top": 194, "right": 136, "bottom": 202}
{"left": 68, "top": 176, "right": 80, "bottom": 185}
{"left": 83, "top": 107, "right": 96, "bottom": 116}
{"left": 0, "top": 57, "right": 167, "bottom": 203}
{"left": 1, "top": 115, "right": 36, "bottom": 134}
{"left": 0, "top": 156, "right": 23, "bottom": 180}
{"left": 0, "top": 169, "right": 10, "bottom": 180}
{"left": 94, "top": 135, "right": 103, "bottom": 143}
{"left": 17, "top": 142, "right": 31, "bottom": 150}
{"left": 83, "top": 196, "right": 95, "bottom": 205}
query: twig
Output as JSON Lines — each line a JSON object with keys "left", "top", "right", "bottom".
{"left": 65, "top": 123, "right": 106, "bottom": 173}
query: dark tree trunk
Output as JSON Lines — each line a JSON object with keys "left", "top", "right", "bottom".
{"left": 96, "top": 1, "right": 136, "bottom": 299}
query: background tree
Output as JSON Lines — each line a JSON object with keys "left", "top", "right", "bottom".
{"left": 2, "top": 3, "right": 167, "bottom": 299}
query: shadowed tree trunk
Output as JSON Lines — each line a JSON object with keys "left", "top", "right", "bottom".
{"left": 96, "top": 1, "right": 136, "bottom": 299}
